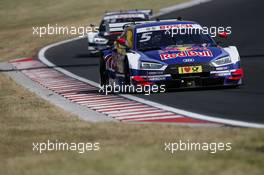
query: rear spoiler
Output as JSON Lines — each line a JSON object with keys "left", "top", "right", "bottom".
{"left": 104, "top": 21, "right": 150, "bottom": 35}
{"left": 105, "top": 9, "right": 153, "bottom": 16}
{"left": 105, "top": 19, "right": 180, "bottom": 35}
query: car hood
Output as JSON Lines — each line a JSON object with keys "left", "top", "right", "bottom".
{"left": 138, "top": 45, "right": 229, "bottom": 65}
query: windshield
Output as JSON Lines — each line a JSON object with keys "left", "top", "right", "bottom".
{"left": 99, "top": 18, "right": 146, "bottom": 33}
{"left": 136, "top": 29, "right": 216, "bottom": 51}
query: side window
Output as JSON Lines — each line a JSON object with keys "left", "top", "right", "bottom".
{"left": 126, "top": 29, "right": 133, "bottom": 49}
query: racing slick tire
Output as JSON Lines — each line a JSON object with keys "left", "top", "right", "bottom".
{"left": 99, "top": 56, "right": 109, "bottom": 86}
{"left": 124, "top": 58, "right": 131, "bottom": 85}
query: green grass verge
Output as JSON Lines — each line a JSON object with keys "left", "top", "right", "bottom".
{"left": 1, "top": 74, "right": 264, "bottom": 175}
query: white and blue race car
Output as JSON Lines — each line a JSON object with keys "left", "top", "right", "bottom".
{"left": 87, "top": 10, "right": 152, "bottom": 55}
{"left": 100, "top": 19, "right": 244, "bottom": 90}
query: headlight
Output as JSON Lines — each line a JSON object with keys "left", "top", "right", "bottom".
{"left": 141, "top": 61, "right": 163, "bottom": 69}
{"left": 212, "top": 56, "right": 231, "bottom": 66}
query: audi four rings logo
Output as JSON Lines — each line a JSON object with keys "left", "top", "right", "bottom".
{"left": 183, "top": 58, "right": 195, "bottom": 62}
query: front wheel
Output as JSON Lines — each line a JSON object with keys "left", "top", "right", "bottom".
{"left": 99, "top": 57, "right": 109, "bottom": 86}
{"left": 123, "top": 58, "right": 131, "bottom": 85}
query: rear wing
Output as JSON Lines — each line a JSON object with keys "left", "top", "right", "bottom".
{"left": 105, "top": 19, "right": 180, "bottom": 34}
{"left": 105, "top": 21, "right": 152, "bottom": 35}
{"left": 103, "top": 21, "right": 153, "bottom": 44}
{"left": 105, "top": 9, "right": 153, "bottom": 16}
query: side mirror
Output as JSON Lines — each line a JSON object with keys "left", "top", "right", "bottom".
{"left": 117, "top": 38, "right": 126, "bottom": 46}
{"left": 218, "top": 32, "right": 228, "bottom": 39}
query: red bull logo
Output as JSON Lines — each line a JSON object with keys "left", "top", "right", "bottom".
{"left": 160, "top": 50, "right": 213, "bottom": 60}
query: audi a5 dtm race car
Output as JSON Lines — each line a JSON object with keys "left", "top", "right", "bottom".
{"left": 87, "top": 9, "right": 152, "bottom": 55}
{"left": 100, "top": 19, "right": 244, "bottom": 91}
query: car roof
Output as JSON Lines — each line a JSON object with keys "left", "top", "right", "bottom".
{"left": 103, "top": 12, "right": 148, "bottom": 21}
{"left": 134, "top": 20, "right": 199, "bottom": 29}
{"left": 104, "top": 11, "right": 147, "bottom": 17}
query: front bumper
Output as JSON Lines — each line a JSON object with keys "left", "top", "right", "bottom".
{"left": 130, "top": 68, "right": 244, "bottom": 89}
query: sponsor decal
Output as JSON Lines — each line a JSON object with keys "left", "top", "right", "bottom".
{"left": 147, "top": 76, "right": 167, "bottom": 81}
{"left": 137, "top": 24, "right": 202, "bottom": 33}
{"left": 160, "top": 24, "right": 194, "bottom": 30}
{"left": 216, "top": 66, "right": 229, "bottom": 71}
{"left": 183, "top": 58, "right": 195, "bottom": 63}
{"left": 160, "top": 50, "right": 213, "bottom": 60}
{"left": 162, "top": 46, "right": 197, "bottom": 52}
{"left": 178, "top": 66, "right": 202, "bottom": 74}
{"left": 215, "top": 72, "right": 231, "bottom": 76}
{"left": 147, "top": 71, "right": 164, "bottom": 75}
{"left": 105, "top": 55, "right": 116, "bottom": 70}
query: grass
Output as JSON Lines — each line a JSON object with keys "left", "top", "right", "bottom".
{"left": 0, "top": 0, "right": 264, "bottom": 175}
{"left": 0, "top": 74, "right": 264, "bottom": 175}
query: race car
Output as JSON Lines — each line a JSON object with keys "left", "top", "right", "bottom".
{"left": 100, "top": 19, "right": 244, "bottom": 91}
{"left": 87, "top": 9, "right": 152, "bottom": 55}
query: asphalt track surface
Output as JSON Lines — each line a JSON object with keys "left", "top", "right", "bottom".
{"left": 44, "top": 0, "right": 264, "bottom": 124}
